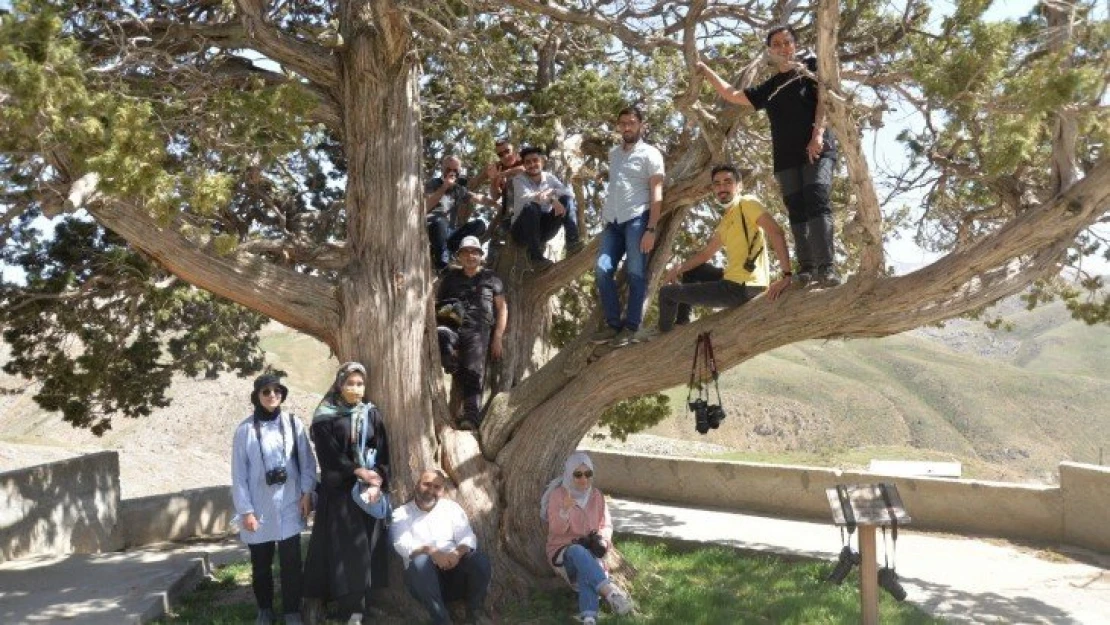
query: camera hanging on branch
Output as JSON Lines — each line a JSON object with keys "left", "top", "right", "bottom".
{"left": 687, "top": 332, "right": 726, "bottom": 434}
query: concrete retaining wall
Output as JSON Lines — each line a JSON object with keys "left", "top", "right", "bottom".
{"left": 590, "top": 451, "right": 1101, "bottom": 551}
{"left": 118, "top": 486, "right": 235, "bottom": 548}
{"left": 0, "top": 451, "right": 123, "bottom": 562}
{"left": 1060, "top": 462, "right": 1110, "bottom": 553}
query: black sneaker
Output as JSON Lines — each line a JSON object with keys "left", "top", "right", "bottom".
{"left": 816, "top": 265, "right": 842, "bottom": 287}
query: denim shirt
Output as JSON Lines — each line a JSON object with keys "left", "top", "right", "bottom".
{"left": 230, "top": 411, "right": 318, "bottom": 545}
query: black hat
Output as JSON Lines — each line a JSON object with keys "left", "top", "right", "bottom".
{"left": 251, "top": 373, "right": 289, "bottom": 404}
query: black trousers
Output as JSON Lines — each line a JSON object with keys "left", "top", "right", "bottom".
{"left": 437, "top": 324, "right": 490, "bottom": 424}
{"left": 658, "top": 278, "right": 764, "bottom": 332}
{"left": 675, "top": 263, "right": 724, "bottom": 325}
{"left": 248, "top": 533, "right": 303, "bottom": 614}
{"left": 404, "top": 552, "right": 492, "bottom": 625}
{"left": 511, "top": 201, "right": 573, "bottom": 261}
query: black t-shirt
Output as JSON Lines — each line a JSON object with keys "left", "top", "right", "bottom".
{"left": 424, "top": 177, "right": 472, "bottom": 227}
{"left": 744, "top": 57, "right": 837, "bottom": 172}
{"left": 436, "top": 268, "right": 503, "bottom": 328}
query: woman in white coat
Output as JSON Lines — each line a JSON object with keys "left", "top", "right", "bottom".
{"left": 231, "top": 374, "right": 318, "bottom": 625}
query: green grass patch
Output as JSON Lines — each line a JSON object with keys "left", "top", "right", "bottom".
{"left": 158, "top": 560, "right": 257, "bottom": 623}
{"left": 507, "top": 536, "right": 941, "bottom": 624}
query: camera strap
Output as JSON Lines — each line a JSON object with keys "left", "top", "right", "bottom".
{"left": 253, "top": 414, "right": 288, "bottom": 476}
{"left": 686, "top": 332, "right": 723, "bottom": 406}
{"left": 835, "top": 485, "right": 857, "bottom": 537}
{"left": 738, "top": 203, "right": 764, "bottom": 273}
{"left": 879, "top": 483, "right": 899, "bottom": 569}
{"left": 353, "top": 403, "right": 378, "bottom": 470}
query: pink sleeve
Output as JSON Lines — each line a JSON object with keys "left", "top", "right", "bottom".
{"left": 547, "top": 486, "right": 572, "bottom": 534}
{"left": 597, "top": 491, "right": 613, "bottom": 542}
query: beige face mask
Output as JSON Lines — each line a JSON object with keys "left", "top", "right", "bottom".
{"left": 341, "top": 386, "right": 363, "bottom": 404}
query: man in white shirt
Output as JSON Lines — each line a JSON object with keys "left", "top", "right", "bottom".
{"left": 391, "top": 469, "right": 492, "bottom": 625}
{"left": 507, "top": 146, "right": 584, "bottom": 270}
{"left": 592, "top": 105, "right": 665, "bottom": 346}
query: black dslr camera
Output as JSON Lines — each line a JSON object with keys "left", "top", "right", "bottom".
{"left": 878, "top": 566, "right": 907, "bottom": 601}
{"left": 826, "top": 546, "right": 860, "bottom": 585}
{"left": 690, "top": 399, "right": 726, "bottom": 434}
{"left": 265, "top": 467, "right": 288, "bottom": 486}
{"left": 574, "top": 531, "right": 609, "bottom": 559}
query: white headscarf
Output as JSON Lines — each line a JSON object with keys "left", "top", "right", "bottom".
{"left": 540, "top": 451, "right": 595, "bottom": 520}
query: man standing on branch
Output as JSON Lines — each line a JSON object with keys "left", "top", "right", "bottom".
{"left": 391, "top": 469, "right": 493, "bottom": 625}
{"left": 698, "top": 26, "right": 841, "bottom": 287}
{"left": 592, "top": 106, "right": 665, "bottom": 347}
{"left": 425, "top": 156, "right": 489, "bottom": 271}
{"left": 435, "top": 236, "right": 507, "bottom": 431}
{"left": 637, "top": 165, "right": 792, "bottom": 341}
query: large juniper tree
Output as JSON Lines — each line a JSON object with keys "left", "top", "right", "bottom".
{"left": 2, "top": 0, "right": 1107, "bottom": 597}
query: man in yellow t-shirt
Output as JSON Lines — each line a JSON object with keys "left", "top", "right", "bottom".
{"left": 636, "top": 164, "right": 793, "bottom": 340}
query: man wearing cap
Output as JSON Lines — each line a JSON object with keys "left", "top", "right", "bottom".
{"left": 425, "top": 155, "right": 489, "bottom": 271}
{"left": 231, "top": 374, "right": 317, "bottom": 625}
{"left": 435, "top": 236, "right": 507, "bottom": 430}
{"left": 391, "top": 469, "right": 493, "bottom": 625}
{"left": 506, "top": 146, "right": 584, "bottom": 270}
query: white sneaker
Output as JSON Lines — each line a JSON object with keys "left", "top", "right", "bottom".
{"left": 606, "top": 585, "right": 634, "bottom": 615}
{"left": 575, "top": 614, "right": 597, "bottom": 625}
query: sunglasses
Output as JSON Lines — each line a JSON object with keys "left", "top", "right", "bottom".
{"left": 260, "top": 387, "right": 283, "bottom": 397}
{"left": 573, "top": 470, "right": 594, "bottom": 479}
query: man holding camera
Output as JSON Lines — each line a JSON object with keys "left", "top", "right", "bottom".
{"left": 425, "top": 155, "right": 489, "bottom": 271}
{"left": 391, "top": 469, "right": 493, "bottom": 625}
{"left": 636, "top": 164, "right": 792, "bottom": 341}
{"left": 436, "top": 236, "right": 507, "bottom": 430}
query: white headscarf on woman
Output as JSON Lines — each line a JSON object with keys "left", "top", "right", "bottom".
{"left": 540, "top": 451, "right": 595, "bottom": 520}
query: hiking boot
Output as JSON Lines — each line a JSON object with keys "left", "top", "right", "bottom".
{"left": 816, "top": 264, "right": 842, "bottom": 288}
{"left": 566, "top": 239, "right": 586, "bottom": 256}
{"left": 610, "top": 328, "right": 636, "bottom": 347}
{"left": 589, "top": 326, "right": 620, "bottom": 344}
{"left": 631, "top": 327, "right": 660, "bottom": 343}
{"left": 606, "top": 585, "right": 634, "bottom": 615}
{"left": 794, "top": 266, "right": 814, "bottom": 287}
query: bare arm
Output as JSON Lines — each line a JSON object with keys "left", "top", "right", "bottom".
{"left": 490, "top": 294, "right": 507, "bottom": 359}
{"left": 756, "top": 213, "right": 793, "bottom": 300}
{"left": 640, "top": 173, "right": 665, "bottom": 253}
{"left": 664, "top": 233, "right": 724, "bottom": 283}
{"left": 807, "top": 86, "right": 828, "bottom": 163}
{"left": 696, "top": 61, "right": 752, "bottom": 107}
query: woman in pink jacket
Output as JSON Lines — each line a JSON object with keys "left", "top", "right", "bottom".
{"left": 543, "top": 451, "right": 634, "bottom": 624}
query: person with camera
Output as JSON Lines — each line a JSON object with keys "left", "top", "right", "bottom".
{"left": 231, "top": 374, "right": 317, "bottom": 625}
{"left": 390, "top": 469, "right": 493, "bottom": 625}
{"left": 507, "top": 146, "right": 584, "bottom": 270}
{"left": 425, "top": 155, "right": 489, "bottom": 271}
{"left": 435, "top": 236, "right": 507, "bottom": 431}
{"left": 635, "top": 164, "right": 792, "bottom": 342}
{"left": 697, "top": 26, "right": 842, "bottom": 288}
{"left": 302, "top": 362, "right": 391, "bottom": 624}
{"left": 541, "top": 452, "right": 633, "bottom": 625}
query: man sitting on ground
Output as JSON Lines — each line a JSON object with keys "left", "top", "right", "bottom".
{"left": 636, "top": 164, "right": 792, "bottom": 341}
{"left": 507, "top": 146, "right": 583, "bottom": 270}
{"left": 391, "top": 469, "right": 493, "bottom": 625}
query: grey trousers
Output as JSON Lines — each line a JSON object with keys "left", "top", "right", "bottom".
{"left": 658, "top": 279, "right": 765, "bottom": 332}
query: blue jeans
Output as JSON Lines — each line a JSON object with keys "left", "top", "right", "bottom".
{"left": 595, "top": 213, "right": 648, "bottom": 331}
{"left": 404, "top": 552, "right": 492, "bottom": 625}
{"left": 562, "top": 544, "right": 608, "bottom": 619}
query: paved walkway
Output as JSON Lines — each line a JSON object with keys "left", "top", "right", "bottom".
{"left": 0, "top": 499, "right": 1106, "bottom": 623}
